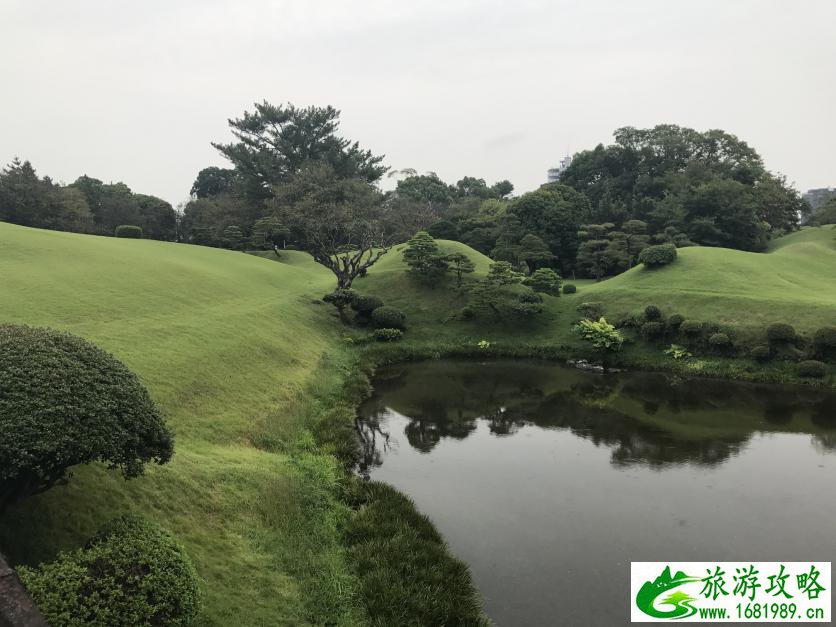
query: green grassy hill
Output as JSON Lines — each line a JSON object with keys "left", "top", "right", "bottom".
{"left": 0, "top": 222, "right": 364, "bottom": 625}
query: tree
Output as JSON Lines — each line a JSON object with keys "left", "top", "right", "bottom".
{"left": 323, "top": 288, "right": 357, "bottom": 325}
{"left": 445, "top": 251, "right": 475, "bottom": 288}
{"left": 0, "top": 325, "right": 173, "bottom": 511}
{"left": 403, "top": 231, "right": 449, "bottom": 284}
{"left": 810, "top": 197, "right": 836, "bottom": 226}
{"left": 221, "top": 225, "right": 244, "bottom": 250}
{"left": 179, "top": 194, "right": 260, "bottom": 246}
{"left": 611, "top": 219, "right": 649, "bottom": 269}
{"left": 576, "top": 223, "right": 616, "bottom": 280}
{"left": 517, "top": 233, "right": 555, "bottom": 274}
{"left": 190, "top": 166, "right": 237, "bottom": 198}
{"left": 212, "top": 101, "right": 387, "bottom": 199}
{"left": 508, "top": 184, "right": 591, "bottom": 274}
{"left": 491, "top": 180, "right": 514, "bottom": 199}
{"left": 427, "top": 219, "right": 458, "bottom": 240}
{"left": 272, "top": 163, "right": 390, "bottom": 288}
{"left": 523, "top": 267, "right": 562, "bottom": 295}
{"left": 471, "top": 261, "right": 522, "bottom": 318}
{"left": 250, "top": 215, "right": 289, "bottom": 254}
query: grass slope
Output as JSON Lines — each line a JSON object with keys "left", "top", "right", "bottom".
{"left": 0, "top": 223, "right": 364, "bottom": 625}
{"left": 582, "top": 225, "right": 836, "bottom": 333}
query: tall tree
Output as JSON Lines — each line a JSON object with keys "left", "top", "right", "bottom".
{"left": 212, "top": 102, "right": 387, "bottom": 199}
{"left": 190, "top": 166, "right": 237, "bottom": 198}
{"left": 271, "top": 163, "right": 391, "bottom": 288}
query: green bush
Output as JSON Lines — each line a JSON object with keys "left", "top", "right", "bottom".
{"left": 750, "top": 345, "right": 771, "bottom": 361}
{"left": 427, "top": 220, "right": 458, "bottom": 240}
{"left": 351, "top": 294, "right": 383, "bottom": 314}
{"left": 0, "top": 325, "right": 173, "bottom": 511}
{"left": 708, "top": 332, "right": 732, "bottom": 349}
{"left": 114, "top": 225, "right": 142, "bottom": 238}
{"left": 797, "top": 360, "right": 827, "bottom": 378}
{"left": 19, "top": 514, "right": 201, "bottom": 626}
{"left": 459, "top": 306, "right": 475, "bottom": 320}
{"left": 323, "top": 289, "right": 357, "bottom": 324}
{"left": 575, "top": 317, "right": 624, "bottom": 352}
{"left": 680, "top": 320, "right": 703, "bottom": 336}
{"left": 562, "top": 283, "right": 577, "bottom": 294}
{"left": 667, "top": 313, "right": 684, "bottom": 330}
{"left": 576, "top": 301, "right": 603, "bottom": 320}
{"left": 523, "top": 268, "right": 562, "bottom": 296}
{"left": 512, "top": 290, "right": 544, "bottom": 317}
{"left": 767, "top": 323, "right": 796, "bottom": 344}
{"left": 345, "top": 482, "right": 488, "bottom": 626}
{"left": 813, "top": 327, "right": 836, "bottom": 361}
{"left": 640, "top": 321, "right": 665, "bottom": 340}
{"left": 373, "top": 328, "right": 403, "bottom": 342}
{"left": 638, "top": 243, "right": 677, "bottom": 267}
{"left": 371, "top": 306, "right": 407, "bottom": 330}
{"left": 644, "top": 305, "right": 662, "bottom": 321}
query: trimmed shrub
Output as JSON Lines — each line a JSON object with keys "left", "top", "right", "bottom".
{"left": 114, "top": 224, "right": 142, "bottom": 238}
{"left": 323, "top": 289, "right": 357, "bottom": 324}
{"left": 680, "top": 320, "right": 703, "bottom": 336}
{"left": 19, "top": 515, "right": 201, "bottom": 626}
{"left": 640, "top": 321, "right": 665, "bottom": 340}
{"left": 638, "top": 243, "right": 677, "bottom": 267}
{"left": 0, "top": 325, "right": 173, "bottom": 511}
{"left": 371, "top": 306, "right": 407, "bottom": 330}
{"left": 767, "top": 323, "right": 796, "bottom": 344}
{"left": 351, "top": 294, "right": 383, "bottom": 314}
{"left": 459, "top": 306, "right": 475, "bottom": 320}
{"left": 750, "top": 345, "right": 771, "bottom": 362}
{"left": 562, "top": 283, "right": 577, "bottom": 294}
{"left": 813, "top": 327, "right": 836, "bottom": 361}
{"left": 644, "top": 305, "right": 662, "bottom": 321}
{"left": 373, "top": 328, "right": 403, "bottom": 342}
{"left": 708, "top": 332, "right": 732, "bottom": 349}
{"left": 523, "top": 268, "right": 562, "bottom": 296}
{"left": 576, "top": 301, "right": 603, "bottom": 320}
{"left": 667, "top": 313, "right": 684, "bottom": 330}
{"left": 512, "top": 290, "right": 544, "bottom": 317}
{"left": 797, "top": 360, "right": 827, "bottom": 379}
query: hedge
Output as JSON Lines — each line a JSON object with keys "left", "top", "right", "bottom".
{"left": 371, "top": 306, "right": 407, "bottom": 330}
{"left": 114, "top": 225, "right": 143, "bottom": 238}
{"left": 638, "top": 243, "right": 677, "bottom": 267}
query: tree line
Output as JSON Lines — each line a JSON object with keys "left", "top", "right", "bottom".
{"left": 2, "top": 103, "right": 814, "bottom": 284}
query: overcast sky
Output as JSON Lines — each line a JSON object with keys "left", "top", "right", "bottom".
{"left": 2, "top": 0, "right": 834, "bottom": 206}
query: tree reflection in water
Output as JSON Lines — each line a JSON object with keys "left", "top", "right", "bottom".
{"left": 357, "top": 361, "right": 836, "bottom": 474}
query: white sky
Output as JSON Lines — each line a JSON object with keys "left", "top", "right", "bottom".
{"left": 1, "top": 0, "right": 834, "bottom": 206}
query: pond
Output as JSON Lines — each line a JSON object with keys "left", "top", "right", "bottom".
{"left": 357, "top": 360, "right": 836, "bottom": 626}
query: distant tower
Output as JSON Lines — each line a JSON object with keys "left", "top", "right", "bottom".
{"left": 547, "top": 154, "right": 572, "bottom": 183}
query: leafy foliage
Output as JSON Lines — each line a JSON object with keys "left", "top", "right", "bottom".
{"left": 750, "top": 345, "right": 771, "bottom": 361}
{"left": 0, "top": 325, "right": 173, "bottom": 511}
{"left": 797, "top": 360, "right": 827, "bottom": 378}
{"left": 115, "top": 225, "right": 142, "bottom": 238}
{"left": 371, "top": 306, "right": 407, "bottom": 330}
{"left": 640, "top": 321, "right": 665, "bottom": 340}
{"left": 813, "top": 327, "right": 836, "bottom": 362}
{"left": 523, "top": 267, "right": 562, "bottom": 295}
{"left": 563, "top": 283, "right": 577, "bottom": 294}
{"left": 664, "top": 344, "right": 691, "bottom": 359}
{"left": 19, "top": 514, "right": 201, "bottom": 626}
{"left": 372, "top": 328, "right": 403, "bottom": 342}
{"left": 575, "top": 317, "right": 625, "bottom": 351}
{"left": 638, "top": 243, "right": 677, "bottom": 267}
{"left": 667, "top": 313, "right": 685, "bottom": 330}
{"left": 644, "top": 305, "right": 662, "bottom": 321}
{"left": 766, "top": 323, "right": 796, "bottom": 344}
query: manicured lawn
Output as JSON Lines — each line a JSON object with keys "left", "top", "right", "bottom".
{"left": 0, "top": 222, "right": 365, "bottom": 625}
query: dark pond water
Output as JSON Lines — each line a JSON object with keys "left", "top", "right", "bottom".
{"left": 357, "top": 360, "right": 836, "bottom": 626}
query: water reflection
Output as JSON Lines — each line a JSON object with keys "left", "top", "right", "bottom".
{"left": 357, "top": 360, "right": 836, "bottom": 626}
{"left": 358, "top": 361, "right": 835, "bottom": 472}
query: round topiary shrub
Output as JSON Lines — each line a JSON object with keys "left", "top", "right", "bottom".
{"left": 644, "top": 305, "right": 662, "bottom": 321}
{"left": 640, "top": 321, "right": 665, "bottom": 340}
{"left": 667, "top": 313, "right": 684, "bottom": 330}
{"left": 371, "top": 306, "right": 407, "bottom": 330}
{"left": 351, "top": 294, "right": 384, "bottom": 314}
{"left": 0, "top": 325, "right": 173, "bottom": 511}
{"left": 562, "top": 283, "right": 577, "bottom": 294}
{"left": 797, "top": 360, "right": 827, "bottom": 379}
{"left": 638, "top": 243, "right": 677, "bottom": 268}
{"left": 19, "top": 514, "right": 201, "bottom": 626}
{"left": 115, "top": 225, "right": 143, "bottom": 238}
{"left": 576, "top": 301, "right": 603, "bottom": 320}
{"left": 373, "top": 328, "right": 404, "bottom": 342}
{"left": 708, "top": 332, "right": 732, "bottom": 349}
{"left": 680, "top": 320, "right": 703, "bottom": 336}
{"left": 750, "top": 345, "right": 771, "bottom": 362}
{"left": 767, "top": 323, "right": 796, "bottom": 344}
{"left": 459, "top": 306, "right": 475, "bottom": 320}
{"left": 813, "top": 326, "right": 836, "bottom": 361}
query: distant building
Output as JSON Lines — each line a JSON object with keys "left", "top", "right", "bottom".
{"left": 803, "top": 188, "right": 836, "bottom": 211}
{"left": 547, "top": 155, "right": 572, "bottom": 183}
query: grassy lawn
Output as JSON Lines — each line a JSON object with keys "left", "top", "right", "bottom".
{"left": 0, "top": 222, "right": 833, "bottom": 624}
{"left": 0, "top": 222, "right": 365, "bottom": 625}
